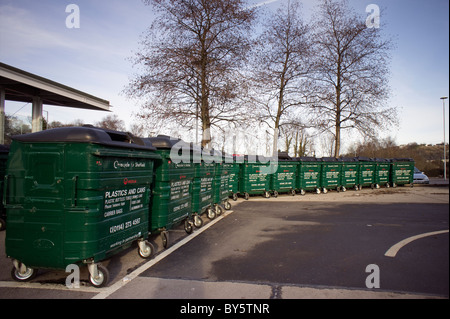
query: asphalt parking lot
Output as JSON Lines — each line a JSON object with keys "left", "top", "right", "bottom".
{"left": 0, "top": 184, "right": 448, "bottom": 299}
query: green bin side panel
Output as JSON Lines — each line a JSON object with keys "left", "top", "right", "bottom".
{"left": 5, "top": 142, "right": 156, "bottom": 269}
{"left": 213, "top": 163, "right": 230, "bottom": 203}
{"left": 391, "top": 161, "right": 414, "bottom": 185}
{"left": 358, "top": 163, "right": 376, "bottom": 187}
{"left": 239, "top": 163, "right": 271, "bottom": 195}
{"left": 150, "top": 179, "right": 192, "bottom": 233}
{"left": 341, "top": 163, "right": 359, "bottom": 188}
{"left": 150, "top": 150, "right": 194, "bottom": 233}
{"left": 227, "top": 163, "right": 241, "bottom": 194}
{"left": 375, "top": 163, "right": 391, "bottom": 185}
{"left": 320, "top": 162, "right": 341, "bottom": 189}
{"left": 270, "top": 162, "right": 297, "bottom": 192}
{"left": 191, "top": 162, "right": 214, "bottom": 213}
{"left": 297, "top": 163, "right": 321, "bottom": 191}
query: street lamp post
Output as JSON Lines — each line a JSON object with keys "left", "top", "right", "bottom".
{"left": 441, "top": 97, "right": 448, "bottom": 180}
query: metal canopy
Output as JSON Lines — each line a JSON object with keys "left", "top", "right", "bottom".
{"left": 0, "top": 62, "right": 110, "bottom": 111}
{"left": 0, "top": 62, "right": 111, "bottom": 144}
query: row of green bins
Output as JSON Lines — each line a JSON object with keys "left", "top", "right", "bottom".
{"left": 239, "top": 155, "right": 272, "bottom": 200}
{"left": 4, "top": 126, "right": 160, "bottom": 287}
{"left": 143, "top": 135, "right": 196, "bottom": 247}
{"left": 390, "top": 158, "right": 414, "bottom": 187}
{"left": 295, "top": 157, "right": 321, "bottom": 195}
{"left": 0, "top": 145, "right": 9, "bottom": 231}
{"left": 270, "top": 152, "right": 297, "bottom": 197}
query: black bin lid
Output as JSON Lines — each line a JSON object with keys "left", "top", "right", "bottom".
{"left": 12, "top": 126, "right": 156, "bottom": 151}
{"left": 144, "top": 135, "right": 184, "bottom": 149}
{"left": 296, "top": 156, "right": 318, "bottom": 162}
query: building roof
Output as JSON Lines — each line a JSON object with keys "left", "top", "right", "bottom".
{"left": 0, "top": 62, "right": 110, "bottom": 111}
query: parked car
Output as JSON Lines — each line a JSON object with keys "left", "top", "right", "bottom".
{"left": 414, "top": 167, "right": 430, "bottom": 184}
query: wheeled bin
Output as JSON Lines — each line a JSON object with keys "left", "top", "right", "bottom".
{"left": 374, "top": 158, "right": 391, "bottom": 188}
{"left": 191, "top": 147, "right": 216, "bottom": 220}
{"left": 228, "top": 155, "right": 243, "bottom": 201}
{"left": 144, "top": 135, "right": 196, "bottom": 246}
{"left": 356, "top": 157, "right": 376, "bottom": 189}
{"left": 214, "top": 153, "right": 232, "bottom": 210}
{"left": 0, "top": 144, "right": 9, "bottom": 231}
{"left": 295, "top": 157, "right": 322, "bottom": 195}
{"left": 320, "top": 157, "right": 342, "bottom": 193}
{"left": 270, "top": 152, "right": 297, "bottom": 197}
{"left": 390, "top": 158, "right": 415, "bottom": 187}
{"left": 3, "top": 126, "right": 159, "bottom": 287}
{"left": 239, "top": 155, "right": 272, "bottom": 200}
{"left": 340, "top": 157, "right": 360, "bottom": 191}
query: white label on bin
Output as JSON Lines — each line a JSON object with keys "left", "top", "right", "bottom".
{"left": 103, "top": 187, "right": 146, "bottom": 218}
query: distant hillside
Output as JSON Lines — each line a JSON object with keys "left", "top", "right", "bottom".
{"left": 342, "top": 142, "right": 449, "bottom": 177}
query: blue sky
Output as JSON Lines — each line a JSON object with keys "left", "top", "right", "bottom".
{"left": 0, "top": 0, "right": 448, "bottom": 152}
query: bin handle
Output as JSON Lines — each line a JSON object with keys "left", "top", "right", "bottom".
{"left": 2, "top": 175, "right": 9, "bottom": 206}
{"left": 71, "top": 176, "right": 78, "bottom": 207}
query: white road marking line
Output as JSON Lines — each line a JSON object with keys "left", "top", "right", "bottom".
{"left": 92, "top": 210, "right": 233, "bottom": 299}
{"left": 384, "top": 230, "right": 449, "bottom": 258}
{"left": 0, "top": 280, "right": 99, "bottom": 293}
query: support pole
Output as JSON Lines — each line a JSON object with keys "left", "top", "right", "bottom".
{"left": 0, "top": 87, "right": 5, "bottom": 144}
{"left": 32, "top": 96, "right": 43, "bottom": 132}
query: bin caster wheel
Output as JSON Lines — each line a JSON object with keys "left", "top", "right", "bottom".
{"left": 215, "top": 204, "right": 223, "bottom": 216}
{"left": 207, "top": 207, "right": 216, "bottom": 220}
{"left": 232, "top": 193, "right": 238, "bottom": 201}
{"left": 193, "top": 215, "right": 203, "bottom": 228}
{"left": 315, "top": 188, "right": 321, "bottom": 194}
{"left": 264, "top": 191, "right": 270, "bottom": 198}
{"left": 244, "top": 192, "right": 249, "bottom": 200}
{"left": 300, "top": 189, "right": 306, "bottom": 196}
{"left": 138, "top": 239, "right": 155, "bottom": 258}
{"left": 322, "top": 188, "right": 328, "bottom": 194}
{"left": 273, "top": 191, "right": 278, "bottom": 198}
{"left": 11, "top": 260, "right": 37, "bottom": 282}
{"left": 160, "top": 231, "right": 170, "bottom": 249}
{"left": 88, "top": 264, "right": 109, "bottom": 288}
{"left": 184, "top": 219, "right": 193, "bottom": 234}
{"left": 290, "top": 189, "right": 296, "bottom": 196}
{"left": 0, "top": 217, "right": 6, "bottom": 231}
{"left": 341, "top": 186, "right": 346, "bottom": 192}
{"left": 224, "top": 200, "right": 232, "bottom": 210}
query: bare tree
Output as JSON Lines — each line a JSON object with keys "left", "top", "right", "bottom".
{"left": 125, "top": 0, "right": 256, "bottom": 147}
{"left": 281, "top": 123, "right": 311, "bottom": 157}
{"left": 309, "top": 0, "right": 397, "bottom": 157}
{"left": 250, "top": 0, "right": 313, "bottom": 156}
{"left": 95, "top": 114, "right": 126, "bottom": 131}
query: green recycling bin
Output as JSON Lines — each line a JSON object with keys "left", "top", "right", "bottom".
{"left": 144, "top": 135, "right": 196, "bottom": 242}
{"left": 214, "top": 153, "right": 232, "bottom": 211}
{"left": 390, "top": 158, "right": 415, "bottom": 187}
{"left": 0, "top": 145, "right": 10, "bottom": 231}
{"left": 374, "top": 158, "right": 391, "bottom": 188}
{"left": 228, "top": 155, "right": 243, "bottom": 201}
{"left": 4, "top": 126, "right": 159, "bottom": 287}
{"left": 239, "top": 155, "right": 272, "bottom": 200}
{"left": 191, "top": 147, "right": 216, "bottom": 220}
{"left": 269, "top": 153, "right": 297, "bottom": 197}
{"left": 340, "top": 157, "right": 360, "bottom": 191}
{"left": 356, "top": 157, "right": 376, "bottom": 189}
{"left": 320, "top": 157, "right": 342, "bottom": 193}
{"left": 295, "top": 157, "right": 322, "bottom": 195}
